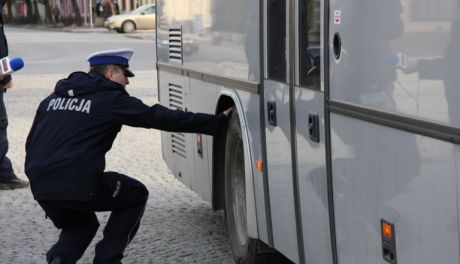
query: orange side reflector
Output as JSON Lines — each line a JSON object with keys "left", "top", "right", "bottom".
{"left": 256, "top": 160, "right": 263, "bottom": 172}
{"left": 382, "top": 221, "right": 393, "bottom": 240}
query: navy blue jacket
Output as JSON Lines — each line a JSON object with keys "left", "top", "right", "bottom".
{"left": 0, "top": 0, "right": 11, "bottom": 124}
{"left": 25, "top": 71, "right": 226, "bottom": 201}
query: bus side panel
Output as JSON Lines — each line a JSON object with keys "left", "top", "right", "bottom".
{"left": 156, "top": 0, "right": 260, "bottom": 84}
{"left": 330, "top": 114, "right": 460, "bottom": 264}
{"left": 157, "top": 0, "right": 267, "bottom": 244}
{"left": 158, "top": 71, "right": 194, "bottom": 188}
{"left": 158, "top": 71, "right": 173, "bottom": 173}
{"left": 328, "top": 1, "right": 460, "bottom": 262}
{"left": 329, "top": 0, "right": 458, "bottom": 128}
{"left": 188, "top": 79, "right": 219, "bottom": 203}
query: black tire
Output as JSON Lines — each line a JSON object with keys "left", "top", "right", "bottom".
{"left": 116, "top": 28, "right": 123, "bottom": 33}
{"left": 224, "top": 112, "right": 295, "bottom": 264}
{"left": 121, "top": 21, "right": 135, "bottom": 33}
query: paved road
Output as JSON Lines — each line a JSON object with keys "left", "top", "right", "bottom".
{"left": 0, "top": 27, "right": 233, "bottom": 263}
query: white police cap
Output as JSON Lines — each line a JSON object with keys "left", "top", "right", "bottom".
{"left": 87, "top": 48, "right": 135, "bottom": 77}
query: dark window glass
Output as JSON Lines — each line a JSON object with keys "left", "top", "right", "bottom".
{"left": 267, "top": 0, "right": 287, "bottom": 82}
{"left": 146, "top": 7, "right": 156, "bottom": 14}
{"left": 299, "top": 0, "right": 321, "bottom": 89}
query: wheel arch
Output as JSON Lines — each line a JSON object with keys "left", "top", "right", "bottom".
{"left": 212, "top": 90, "right": 259, "bottom": 240}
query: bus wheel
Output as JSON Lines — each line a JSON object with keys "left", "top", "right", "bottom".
{"left": 224, "top": 112, "right": 294, "bottom": 264}
{"left": 224, "top": 112, "right": 262, "bottom": 263}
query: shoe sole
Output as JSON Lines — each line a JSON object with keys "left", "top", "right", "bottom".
{"left": 0, "top": 183, "right": 29, "bottom": 190}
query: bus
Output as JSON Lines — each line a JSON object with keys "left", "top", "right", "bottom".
{"left": 155, "top": 0, "right": 460, "bottom": 263}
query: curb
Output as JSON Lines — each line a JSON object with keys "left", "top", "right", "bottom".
{"left": 6, "top": 24, "right": 108, "bottom": 33}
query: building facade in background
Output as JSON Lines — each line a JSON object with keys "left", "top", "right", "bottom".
{"left": 7, "top": 0, "right": 155, "bottom": 26}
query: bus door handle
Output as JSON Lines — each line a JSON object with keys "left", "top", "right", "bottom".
{"left": 308, "top": 112, "right": 320, "bottom": 142}
{"left": 267, "top": 101, "right": 277, "bottom": 126}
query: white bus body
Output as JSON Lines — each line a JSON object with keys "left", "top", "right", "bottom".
{"left": 156, "top": 0, "right": 460, "bottom": 263}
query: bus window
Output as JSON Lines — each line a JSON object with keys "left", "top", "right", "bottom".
{"left": 299, "top": 0, "right": 321, "bottom": 89}
{"left": 267, "top": 0, "right": 287, "bottom": 82}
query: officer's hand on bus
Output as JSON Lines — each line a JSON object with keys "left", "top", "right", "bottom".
{"left": 223, "top": 107, "right": 233, "bottom": 117}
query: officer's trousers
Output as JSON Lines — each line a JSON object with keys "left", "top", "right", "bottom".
{"left": 0, "top": 91, "right": 14, "bottom": 179}
{"left": 38, "top": 171, "right": 149, "bottom": 264}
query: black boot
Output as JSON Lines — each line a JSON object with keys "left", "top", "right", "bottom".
{"left": 0, "top": 177, "right": 29, "bottom": 190}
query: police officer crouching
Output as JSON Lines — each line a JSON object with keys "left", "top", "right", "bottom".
{"left": 25, "top": 48, "right": 232, "bottom": 264}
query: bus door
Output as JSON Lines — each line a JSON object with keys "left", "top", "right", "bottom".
{"left": 263, "top": 0, "right": 300, "bottom": 262}
{"left": 292, "top": 0, "right": 333, "bottom": 263}
{"left": 263, "top": 0, "right": 332, "bottom": 263}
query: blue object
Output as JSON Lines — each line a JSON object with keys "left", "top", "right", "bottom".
{"left": 9, "top": 57, "right": 24, "bottom": 71}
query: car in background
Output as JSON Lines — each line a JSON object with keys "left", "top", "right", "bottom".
{"left": 104, "top": 4, "right": 156, "bottom": 33}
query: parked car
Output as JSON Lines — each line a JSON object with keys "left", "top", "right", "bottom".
{"left": 104, "top": 4, "right": 156, "bottom": 33}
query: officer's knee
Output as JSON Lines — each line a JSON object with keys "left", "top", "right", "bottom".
{"left": 129, "top": 182, "right": 148, "bottom": 204}
{"left": 138, "top": 184, "right": 149, "bottom": 203}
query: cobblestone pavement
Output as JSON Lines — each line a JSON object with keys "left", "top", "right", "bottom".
{"left": 0, "top": 70, "right": 234, "bottom": 263}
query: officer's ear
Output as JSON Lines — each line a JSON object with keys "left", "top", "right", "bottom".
{"left": 105, "top": 65, "right": 115, "bottom": 80}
